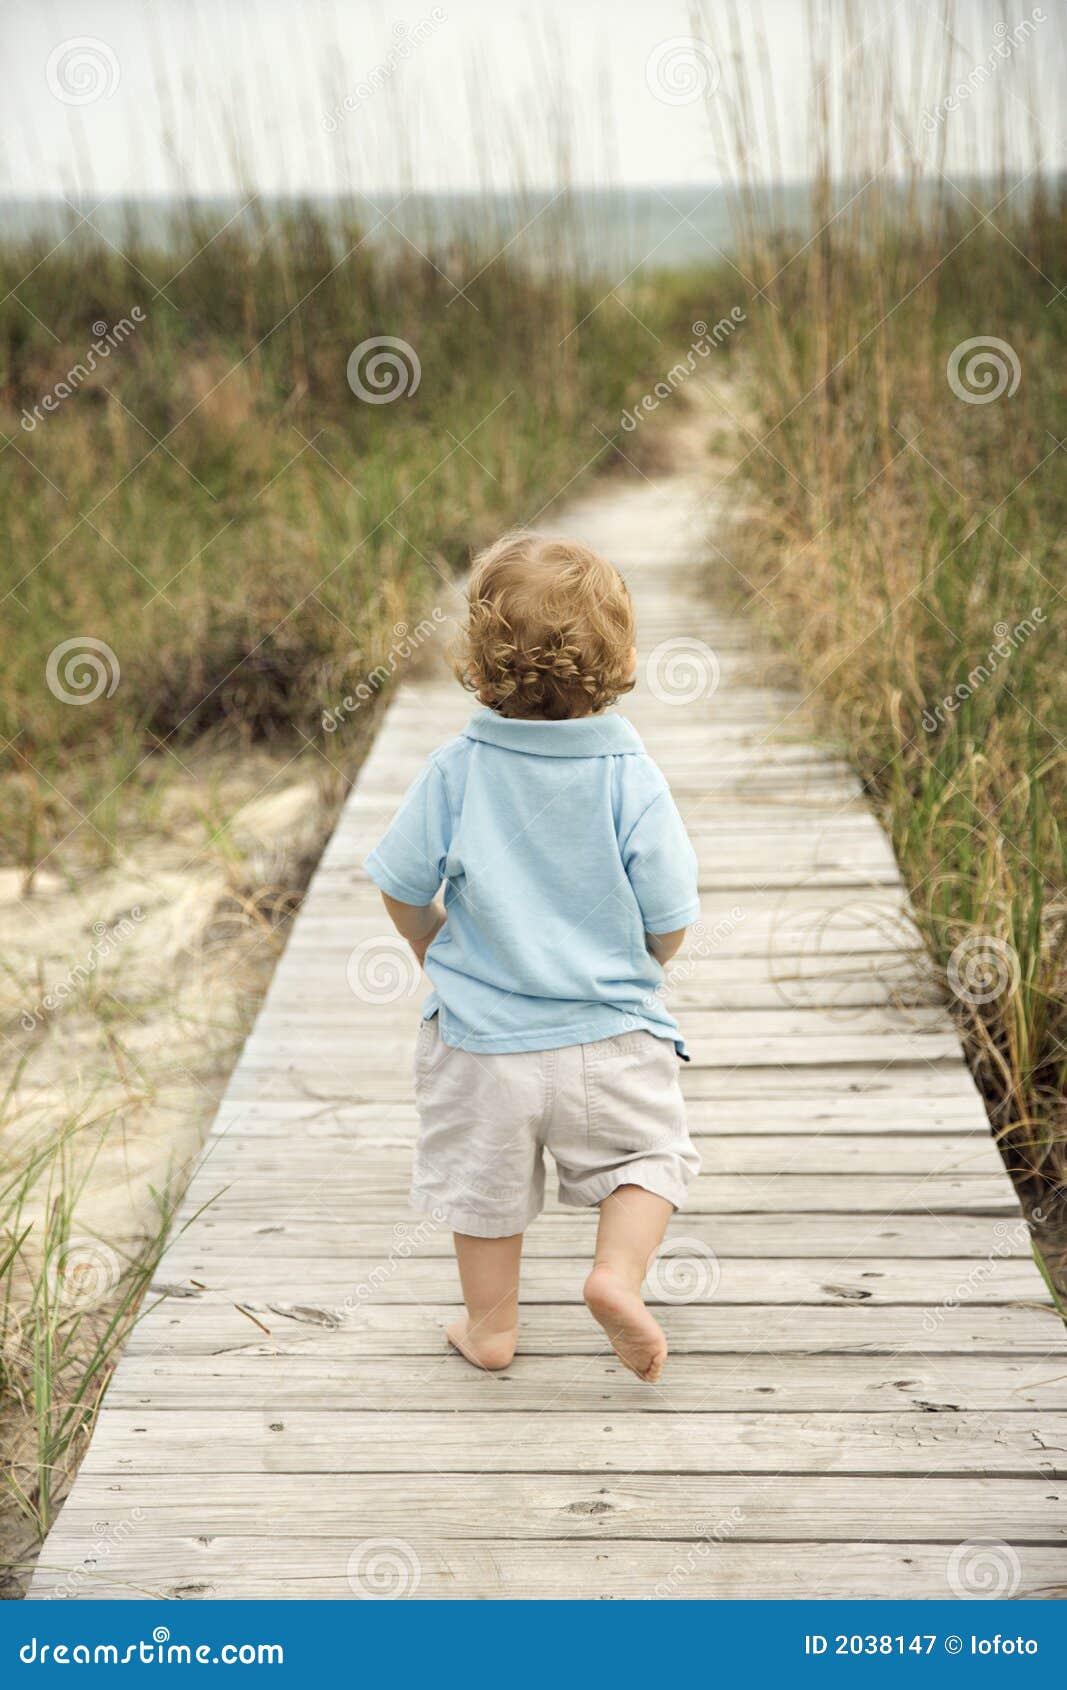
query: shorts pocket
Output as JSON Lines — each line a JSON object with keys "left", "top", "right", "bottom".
{"left": 414, "top": 1016, "right": 449, "bottom": 1084}
{"left": 583, "top": 1032, "right": 679, "bottom": 1152}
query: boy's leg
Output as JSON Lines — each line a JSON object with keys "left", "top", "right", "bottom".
{"left": 584, "top": 1185, "right": 673, "bottom": 1383}
{"left": 447, "top": 1231, "right": 523, "bottom": 1370}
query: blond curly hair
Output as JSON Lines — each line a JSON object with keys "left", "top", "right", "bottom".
{"left": 452, "top": 532, "right": 636, "bottom": 720}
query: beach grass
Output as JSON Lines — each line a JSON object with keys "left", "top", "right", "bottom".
{"left": 705, "top": 11, "right": 1067, "bottom": 1230}
{"left": 1, "top": 203, "right": 702, "bottom": 873}
{"left": 0, "top": 197, "right": 711, "bottom": 1563}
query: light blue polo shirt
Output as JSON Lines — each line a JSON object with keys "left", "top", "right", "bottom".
{"left": 363, "top": 708, "right": 700, "bottom": 1056}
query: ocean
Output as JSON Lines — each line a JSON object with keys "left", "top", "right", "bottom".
{"left": 0, "top": 178, "right": 1049, "bottom": 271}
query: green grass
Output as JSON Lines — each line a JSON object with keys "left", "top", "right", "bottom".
{"left": 0, "top": 205, "right": 701, "bottom": 872}
{"left": 722, "top": 186, "right": 1067, "bottom": 1202}
{"left": 0, "top": 201, "right": 712, "bottom": 1553}
{"left": 1, "top": 1108, "right": 173, "bottom": 1539}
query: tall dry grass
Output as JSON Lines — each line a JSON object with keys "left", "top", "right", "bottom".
{"left": 0, "top": 186, "right": 707, "bottom": 1560}
{"left": 1, "top": 204, "right": 689, "bottom": 872}
{"left": 701, "top": 1, "right": 1067, "bottom": 1225}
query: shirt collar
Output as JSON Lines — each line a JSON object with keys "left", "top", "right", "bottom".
{"left": 462, "top": 707, "right": 644, "bottom": 758}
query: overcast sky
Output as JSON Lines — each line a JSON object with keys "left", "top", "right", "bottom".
{"left": 2, "top": 0, "right": 1063, "bottom": 197}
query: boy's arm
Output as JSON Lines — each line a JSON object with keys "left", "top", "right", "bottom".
{"left": 645, "top": 926, "right": 686, "bottom": 965}
{"left": 363, "top": 756, "right": 452, "bottom": 964}
{"left": 381, "top": 892, "right": 446, "bottom": 967}
{"left": 622, "top": 776, "right": 700, "bottom": 963}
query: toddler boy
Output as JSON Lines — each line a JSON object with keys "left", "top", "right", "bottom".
{"left": 365, "top": 533, "right": 701, "bottom": 1382}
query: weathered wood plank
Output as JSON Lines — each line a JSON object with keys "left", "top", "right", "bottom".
{"left": 676, "top": 1064, "right": 983, "bottom": 1099}
{"left": 195, "top": 1131, "right": 1005, "bottom": 1177}
{"left": 27, "top": 1541, "right": 1067, "bottom": 1602}
{"left": 73, "top": 1411, "right": 1067, "bottom": 1476}
{"left": 106, "top": 1354, "right": 1067, "bottom": 1413}
{"left": 43, "top": 1472, "right": 1067, "bottom": 1540}
{"left": 120, "top": 1303, "right": 1063, "bottom": 1358}
{"left": 170, "top": 1211, "right": 1036, "bottom": 1258}
{"left": 209, "top": 1093, "right": 993, "bottom": 1136}
{"left": 175, "top": 1169, "right": 1022, "bottom": 1214}
{"left": 146, "top": 1256, "right": 1042, "bottom": 1307}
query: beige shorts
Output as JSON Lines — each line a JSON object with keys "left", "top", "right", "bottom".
{"left": 410, "top": 1018, "right": 700, "bottom": 1237}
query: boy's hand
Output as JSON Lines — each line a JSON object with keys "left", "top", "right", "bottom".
{"left": 380, "top": 891, "right": 446, "bottom": 969}
{"left": 410, "top": 911, "right": 445, "bottom": 967}
{"left": 646, "top": 926, "right": 686, "bottom": 965}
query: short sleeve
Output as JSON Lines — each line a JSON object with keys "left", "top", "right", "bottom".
{"left": 363, "top": 758, "right": 451, "bottom": 905}
{"left": 622, "top": 788, "right": 700, "bottom": 933}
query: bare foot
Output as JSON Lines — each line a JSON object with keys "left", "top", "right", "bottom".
{"left": 446, "top": 1315, "right": 517, "bottom": 1371}
{"left": 583, "top": 1264, "right": 668, "bottom": 1383}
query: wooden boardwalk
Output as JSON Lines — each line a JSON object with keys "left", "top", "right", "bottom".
{"left": 30, "top": 476, "right": 1065, "bottom": 1600}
